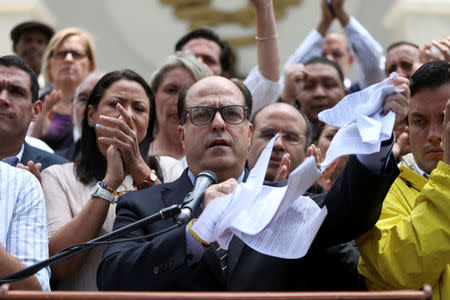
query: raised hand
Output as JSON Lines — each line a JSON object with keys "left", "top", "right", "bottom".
{"left": 385, "top": 75, "right": 410, "bottom": 129}
{"left": 273, "top": 153, "right": 291, "bottom": 182}
{"left": 96, "top": 103, "right": 158, "bottom": 185}
{"left": 318, "top": 0, "right": 334, "bottom": 36}
{"left": 420, "top": 36, "right": 450, "bottom": 63}
{"left": 29, "top": 89, "right": 62, "bottom": 138}
{"left": 281, "top": 64, "right": 308, "bottom": 105}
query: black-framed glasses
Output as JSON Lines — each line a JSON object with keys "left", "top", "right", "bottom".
{"left": 52, "top": 50, "right": 87, "bottom": 60}
{"left": 256, "top": 128, "right": 305, "bottom": 145}
{"left": 184, "top": 105, "right": 249, "bottom": 126}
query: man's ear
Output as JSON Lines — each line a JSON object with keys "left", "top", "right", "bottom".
{"left": 31, "top": 100, "right": 43, "bottom": 122}
{"left": 177, "top": 125, "right": 186, "bottom": 151}
{"left": 12, "top": 44, "right": 18, "bottom": 54}
{"left": 248, "top": 122, "right": 253, "bottom": 146}
{"left": 348, "top": 54, "right": 355, "bottom": 66}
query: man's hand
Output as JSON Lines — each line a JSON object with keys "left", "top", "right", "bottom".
{"left": 273, "top": 153, "right": 291, "bottom": 182}
{"left": 420, "top": 36, "right": 450, "bottom": 63}
{"left": 317, "top": 0, "right": 334, "bottom": 36}
{"left": 330, "top": 0, "right": 350, "bottom": 27}
{"left": 17, "top": 161, "right": 42, "bottom": 185}
{"left": 281, "top": 64, "right": 307, "bottom": 105}
{"left": 203, "top": 178, "right": 238, "bottom": 209}
{"left": 442, "top": 98, "right": 450, "bottom": 164}
{"left": 384, "top": 76, "right": 410, "bottom": 129}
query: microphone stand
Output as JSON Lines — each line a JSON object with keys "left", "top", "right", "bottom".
{"left": 0, "top": 204, "right": 181, "bottom": 284}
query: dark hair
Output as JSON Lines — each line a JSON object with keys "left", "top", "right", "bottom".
{"left": 175, "top": 28, "right": 232, "bottom": 76}
{"left": 305, "top": 57, "right": 345, "bottom": 87}
{"left": 410, "top": 60, "right": 450, "bottom": 97}
{"left": 251, "top": 104, "right": 313, "bottom": 152}
{"left": 76, "top": 69, "right": 157, "bottom": 184}
{"left": 0, "top": 55, "right": 39, "bottom": 102}
{"left": 177, "top": 78, "right": 252, "bottom": 125}
{"left": 386, "top": 41, "right": 419, "bottom": 53}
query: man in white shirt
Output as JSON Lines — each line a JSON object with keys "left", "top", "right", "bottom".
{"left": 282, "top": 0, "right": 384, "bottom": 93}
{"left": 0, "top": 161, "right": 50, "bottom": 290}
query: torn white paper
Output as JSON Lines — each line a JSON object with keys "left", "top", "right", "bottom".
{"left": 318, "top": 73, "right": 402, "bottom": 170}
{"left": 192, "top": 135, "right": 327, "bottom": 259}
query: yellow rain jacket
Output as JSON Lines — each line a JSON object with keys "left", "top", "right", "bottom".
{"left": 357, "top": 156, "right": 450, "bottom": 300}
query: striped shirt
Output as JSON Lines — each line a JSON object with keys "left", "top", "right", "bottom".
{"left": 0, "top": 162, "right": 50, "bottom": 291}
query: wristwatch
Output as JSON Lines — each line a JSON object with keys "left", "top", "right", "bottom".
{"left": 90, "top": 182, "right": 119, "bottom": 204}
{"left": 134, "top": 171, "right": 158, "bottom": 190}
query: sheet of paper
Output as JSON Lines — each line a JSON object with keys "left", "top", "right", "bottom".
{"left": 318, "top": 73, "right": 401, "bottom": 170}
{"left": 194, "top": 134, "right": 326, "bottom": 259}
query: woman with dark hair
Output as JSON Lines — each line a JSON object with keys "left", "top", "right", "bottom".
{"left": 41, "top": 69, "right": 178, "bottom": 290}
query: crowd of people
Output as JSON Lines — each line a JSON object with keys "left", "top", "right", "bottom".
{"left": 0, "top": 0, "right": 449, "bottom": 299}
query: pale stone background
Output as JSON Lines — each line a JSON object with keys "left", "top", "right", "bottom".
{"left": 1, "top": 0, "right": 449, "bottom": 81}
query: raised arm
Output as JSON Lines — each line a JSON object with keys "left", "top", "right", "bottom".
{"left": 245, "top": 0, "right": 282, "bottom": 116}
{"left": 252, "top": 0, "right": 280, "bottom": 82}
{"left": 332, "top": 0, "right": 384, "bottom": 87}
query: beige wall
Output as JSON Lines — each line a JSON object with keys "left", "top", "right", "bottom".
{"left": 1, "top": 0, "right": 448, "bottom": 82}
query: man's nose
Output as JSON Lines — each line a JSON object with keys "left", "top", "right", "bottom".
{"left": 210, "top": 111, "right": 226, "bottom": 131}
{"left": 313, "top": 84, "right": 326, "bottom": 97}
{"left": 0, "top": 89, "right": 11, "bottom": 107}
{"left": 273, "top": 134, "right": 286, "bottom": 151}
{"left": 427, "top": 121, "right": 442, "bottom": 144}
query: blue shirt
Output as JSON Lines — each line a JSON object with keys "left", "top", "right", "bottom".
{"left": 0, "top": 162, "right": 50, "bottom": 290}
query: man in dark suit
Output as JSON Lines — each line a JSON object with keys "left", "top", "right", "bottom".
{"left": 97, "top": 75, "right": 407, "bottom": 291}
{"left": 0, "top": 55, "right": 66, "bottom": 178}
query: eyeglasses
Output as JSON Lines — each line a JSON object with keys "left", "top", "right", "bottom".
{"left": 256, "top": 128, "right": 305, "bottom": 145}
{"left": 184, "top": 105, "right": 248, "bottom": 126}
{"left": 52, "top": 50, "right": 87, "bottom": 60}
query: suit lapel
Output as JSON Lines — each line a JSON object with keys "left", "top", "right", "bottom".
{"left": 20, "top": 143, "right": 41, "bottom": 165}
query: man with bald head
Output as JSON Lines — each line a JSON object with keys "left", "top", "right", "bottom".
{"left": 98, "top": 75, "right": 402, "bottom": 291}
{"left": 248, "top": 102, "right": 312, "bottom": 182}
{"left": 384, "top": 42, "right": 422, "bottom": 79}
{"left": 282, "top": 0, "right": 384, "bottom": 93}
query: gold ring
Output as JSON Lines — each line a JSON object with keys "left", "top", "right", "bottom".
{"left": 218, "top": 183, "right": 222, "bottom": 193}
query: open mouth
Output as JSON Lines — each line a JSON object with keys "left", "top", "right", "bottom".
{"left": 208, "top": 139, "right": 230, "bottom": 148}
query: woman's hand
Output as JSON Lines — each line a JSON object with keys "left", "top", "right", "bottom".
{"left": 29, "top": 89, "right": 62, "bottom": 138}
{"left": 102, "top": 145, "right": 124, "bottom": 190}
{"left": 97, "top": 103, "right": 157, "bottom": 184}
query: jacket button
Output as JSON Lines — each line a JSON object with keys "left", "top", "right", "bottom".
{"left": 187, "top": 254, "right": 193, "bottom": 260}
{"left": 153, "top": 266, "right": 159, "bottom": 274}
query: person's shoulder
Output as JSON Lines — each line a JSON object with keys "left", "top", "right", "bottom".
{"left": 24, "top": 142, "right": 68, "bottom": 167}
{"left": 0, "top": 162, "right": 41, "bottom": 195}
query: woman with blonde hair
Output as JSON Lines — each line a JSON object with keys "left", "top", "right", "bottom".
{"left": 31, "top": 27, "right": 96, "bottom": 151}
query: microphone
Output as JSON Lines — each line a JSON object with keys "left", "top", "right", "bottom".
{"left": 176, "top": 170, "right": 217, "bottom": 225}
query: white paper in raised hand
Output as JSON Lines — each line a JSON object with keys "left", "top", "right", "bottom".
{"left": 318, "top": 73, "right": 402, "bottom": 170}
{"left": 194, "top": 134, "right": 328, "bottom": 259}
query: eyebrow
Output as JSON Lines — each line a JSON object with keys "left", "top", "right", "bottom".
{"left": 112, "top": 96, "right": 147, "bottom": 104}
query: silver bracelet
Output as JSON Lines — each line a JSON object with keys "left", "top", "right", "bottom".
{"left": 255, "top": 33, "right": 279, "bottom": 41}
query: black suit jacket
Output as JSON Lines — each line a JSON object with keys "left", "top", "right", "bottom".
{"left": 97, "top": 155, "right": 398, "bottom": 291}
{"left": 20, "top": 142, "right": 68, "bottom": 170}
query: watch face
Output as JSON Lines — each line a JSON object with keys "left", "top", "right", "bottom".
{"left": 150, "top": 172, "right": 157, "bottom": 182}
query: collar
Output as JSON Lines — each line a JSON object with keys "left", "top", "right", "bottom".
{"left": 187, "top": 169, "right": 245, "bottom": 185}
{"left": 1, "top": 144, "right": 24, "bottom": 166}
{"left": 412, "top": 160, "right": 429, "bottom": 179}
